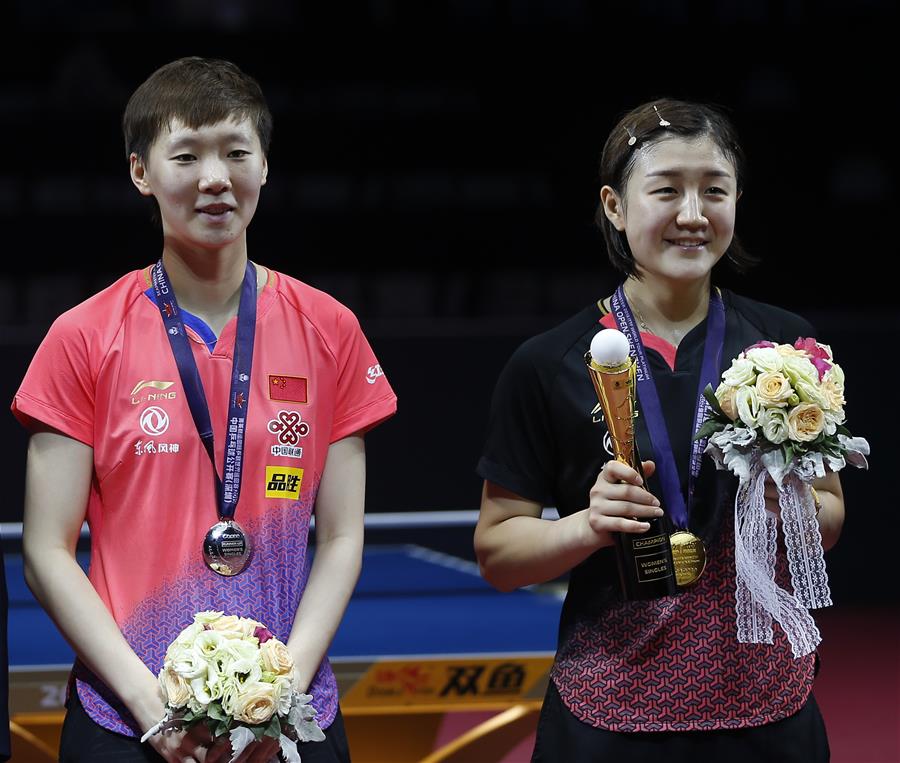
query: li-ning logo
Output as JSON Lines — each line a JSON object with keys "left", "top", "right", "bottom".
{"left": 366, "top": 364, "right": 384, "bottom": 385}
{"left": 140, "top": 406, "right": 170, "bottom": 436}
{"left": 131, "top": 380, "right": 176, "bottom": 406}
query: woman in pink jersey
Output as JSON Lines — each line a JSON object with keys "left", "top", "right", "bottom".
{"left": 476, "top": 99, "right": 842, "bottom": 761}
{"left": 14, "top": 57, "right": 396, "bottom": 763}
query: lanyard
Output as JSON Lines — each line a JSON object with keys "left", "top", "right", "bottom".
{"left": 150, "top": 260, "right": 257, "bottom": 520}
{"left": 609, "top": 284, "right": 725, "bottom": 529}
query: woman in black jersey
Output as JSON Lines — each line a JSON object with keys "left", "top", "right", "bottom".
{"left": 475, "top": 99, "right": 843, "bottom": 762}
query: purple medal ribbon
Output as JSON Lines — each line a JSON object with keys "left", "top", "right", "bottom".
{"left": 610, "top": 284, "right": 725, "bottom": 530}
{"left": 151, "top": 260, "right": 257, "bottom": 520}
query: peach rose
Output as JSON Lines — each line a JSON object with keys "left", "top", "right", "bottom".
{"left": 210, "top": 615, "right": 256, "bottom": 639}
{"left": 233, "top": 681, "right": 278, "bottom": 725}
{"left": 715, "top": 383, "right": 738, "bottom": 421}
{"left": 260, "top": 639, "right": 294, "bottom": 677}
{"left": 755, "top": 372, "right": 793, "bottom": 407}
{"left": 787, "top": 403, "right": 825, "bottom": 442}
{"left": 159, "top": 667, "right": 191, "bottom": 708}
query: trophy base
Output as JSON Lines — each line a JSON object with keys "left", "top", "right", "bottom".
{"left": 613, "top": 519, "right": 678, "bottom": 600}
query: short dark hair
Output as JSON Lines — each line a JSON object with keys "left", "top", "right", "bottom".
{"left": 123, "top": 57, "right": 273, "bottom": 160}
{"left": 596, "top": 98, "right": 757, "bottom": 277}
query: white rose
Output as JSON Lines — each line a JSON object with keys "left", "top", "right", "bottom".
{"left": 795, "top": 379, "right": 830, "bottom": 409}
{"left": 166, "top": 623, "right": 205, "bottom": 661}
{"left": 745, "top": 347, "right": 783, "bottom": 373}
{"left": 223, "top": 638, "right": 259, "bottom": 664}
{"left": 759, "top": 407, "right": 790, "bottom": 445}
{"left": 221, "top": 682, "right": 240, "bottom": 717}
{"left": 825, "top": 362, "right": 845, "bottom": 388}
{"left": 232, "top": 681, "right": 278, "bottom": 725}
{"left": 735, "top": 386, "right": 761, "bottom": 428}
{"left": 228, "top": 656, "right": 263, "bottom": 689}
{"left": 823, "top": 406, "right": 846, "bottom": 435}
{"left": 755, "top": 372, "right": 793, "bottom": 408}
{"left": 782, "top": 356, "right": 819, "bottom": 387}
{"left": 787, "top": 403, "right": 825, "bottom": 442}
{"left": 722, "top": 358, "right": 757, "bottom": 387}
{"left": 192, "top": 629, "right": 226, "bottom": 661}
{"left": 159, "top": 667, "right": 191, "bottom": 708}
{"left": 190, "top": 676, "right": 213, "bottom": 707}
{"left": 276, "top": 677, "right": 293, "bottom": 716}
{"left": 194, "top": 610, "right": 225, "bottom": 625}
{"left": 171, "top": 647, "right": 207, "bottom": 681}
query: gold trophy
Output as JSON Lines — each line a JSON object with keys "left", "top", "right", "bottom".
{"left": 586, "top": 329, "right": 676, "bottom": 600}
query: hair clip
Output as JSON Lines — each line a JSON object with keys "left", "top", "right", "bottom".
{"left": 624, "top": 126, "right": 637, "bottom": 146}
{"left": 654, "top": 105, "right": 671, "bottom": 127}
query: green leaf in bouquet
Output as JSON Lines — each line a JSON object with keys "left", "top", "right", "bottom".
{"left": 207, "top": 702, "right": 227, "bottom": 722}
{"left": 181, "top": 709, "right": 197, "bottom": 724}
{"left": 702, "top": 384, "right": 726, "bottom": 418}
{"left": 694, "top": 419, "right": 727, "bottom": 441}
{"left": 836, "top": 424, "right": 852, "bottom": 438}
{"left": 263, "top": 714, "right": 282, "bottom": 740}
{"left": 782, "top": 442, "right": 795, "bottom": 467}
{"left": 250, "top": 724, "right": 266, "bottom": 741}
{"left": 214, "top": 721, "right": 229, "bottom": 739}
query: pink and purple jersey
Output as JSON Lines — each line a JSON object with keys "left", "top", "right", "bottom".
{"left": 13, "top": 266, "right": 397, "bottom": 736}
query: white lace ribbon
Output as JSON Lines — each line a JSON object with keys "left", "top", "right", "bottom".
{"left": 733, "top": 456, "right": 828, "bottom": 657}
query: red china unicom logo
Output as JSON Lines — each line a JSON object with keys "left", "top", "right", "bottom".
{"left": 267, "top": 411, "right": 310, "bottom": 444}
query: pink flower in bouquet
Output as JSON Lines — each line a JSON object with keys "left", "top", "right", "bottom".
{"left": 793, "top": 338, "right": 832, "bottom": 380}
{"left": 745, "top": 340, "right": 776, "bottom": 352}
{"left": 254, "top": 626, "right": 274, "bottom": 643}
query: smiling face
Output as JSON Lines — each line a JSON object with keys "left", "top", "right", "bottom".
{"left": 601, "top": 135, "right": 738, "bottom": 285}
{"left": 130, "top": 117, "right": 268, "bottom": 254}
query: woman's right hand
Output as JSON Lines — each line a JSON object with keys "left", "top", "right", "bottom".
{"left": 586, "top": 459, "right": 663, "bottom": 538}
{"left": 146, "top": 724, "right": 216, "bottom": 763}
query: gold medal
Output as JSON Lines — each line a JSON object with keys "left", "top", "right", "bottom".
{"left": 669, "top": 530, "right": 707, "bottom": 587}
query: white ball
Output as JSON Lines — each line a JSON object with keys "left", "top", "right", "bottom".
{"left": 590, "top": 329, "right": 631, "bottom": 366}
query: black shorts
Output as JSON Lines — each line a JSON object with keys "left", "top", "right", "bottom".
{"left": 532, "top": 680, "right": 830, "bottom": 763}
{"left": 59, "top": 694, "right": 351, "bottom": 763}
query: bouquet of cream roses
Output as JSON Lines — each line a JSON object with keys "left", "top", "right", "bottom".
{"left": 696, "top": 338, "right": 869, "bottom": 658}
{"left": 142, "top": 611, "right": 324, "bottom": 762}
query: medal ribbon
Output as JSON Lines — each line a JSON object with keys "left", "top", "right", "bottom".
{"left": 610, "top": 284, "right": 725, "bottom": 530}
{"left": 151, "top": 260, "right": 257, "bottom": 520}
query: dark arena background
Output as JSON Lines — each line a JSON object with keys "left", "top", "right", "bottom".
{"left": 1, "top": 4, "right": 897, "bottom": 762}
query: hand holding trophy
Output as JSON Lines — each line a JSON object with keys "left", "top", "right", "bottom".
{"left": 585, "top": 329, "right": 677, "bottom": 600}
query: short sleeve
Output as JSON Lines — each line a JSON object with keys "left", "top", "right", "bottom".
{"left": 477, "top": 341, "right": 556, "bottom": 505}
{"left": 329, "top": 307, "right": 397, "bottom": 442}
{"left": 11, "top": 314, "right": 96, "bottom": 445}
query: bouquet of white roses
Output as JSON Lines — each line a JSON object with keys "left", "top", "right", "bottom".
{"left": 142, "top": 611, "right": 325, "bottom": 762}
{"left": 696, "top": 338, "right": 869, "bottom": 658}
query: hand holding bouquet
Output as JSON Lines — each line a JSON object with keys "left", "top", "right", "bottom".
{"left": 142, "top": 611, "right": 325, "bottom": 763}
{"left": 697, "top": 338, "right": 869, "bottom": 657}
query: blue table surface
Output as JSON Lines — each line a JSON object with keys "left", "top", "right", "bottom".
{"left": 6, "top": 545, "right": 563, "bottom": 667}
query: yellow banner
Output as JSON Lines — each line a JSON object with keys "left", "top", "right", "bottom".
{"left": 341, "top": 656, "right": 553, "bottom": 709}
